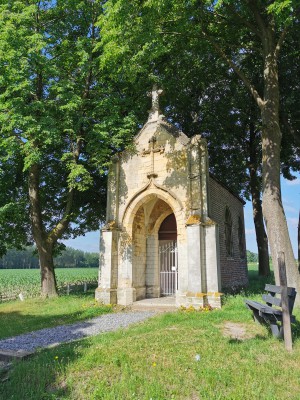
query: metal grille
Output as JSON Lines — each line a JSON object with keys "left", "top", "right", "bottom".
{"left": 159, "top": 240, "right": 178, "bottom": 296}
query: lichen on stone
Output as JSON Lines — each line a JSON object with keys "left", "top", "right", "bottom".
{"left": 186, "top": 214, "right": 201, "bottom": 225}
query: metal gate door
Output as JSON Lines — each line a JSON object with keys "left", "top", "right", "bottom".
{"left": 159, "top": 240, "right": 178, "bottom": 296}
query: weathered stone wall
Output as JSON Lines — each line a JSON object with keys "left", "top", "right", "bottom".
{"left": 117, "top": 125, "right": 190, "bottom": 225}
{"left": 97, "top": 107, "right": 248, "bottom": 308}
{"left": 208, "top": 176, "right": 248, "bottom": 290}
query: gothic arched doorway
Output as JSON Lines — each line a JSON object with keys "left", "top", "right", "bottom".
{"left": 158, "top": 213, "right": 178, "bottom": 296}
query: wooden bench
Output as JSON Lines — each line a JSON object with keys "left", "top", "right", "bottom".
{"left": 245, "top": 284, "right": 297, "bottom": 339}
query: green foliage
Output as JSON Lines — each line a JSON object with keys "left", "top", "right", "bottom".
{"left": 54, "top": 247, "right": 99, "bottom": 268}
{"left": 98, "top": 0, "right": 299, "bottom": 196}
{"left": 0, "top": 0, "right": 140, "bottom": 259}
{"left": 246, "top": 250, "right": 258, "bottom": 263}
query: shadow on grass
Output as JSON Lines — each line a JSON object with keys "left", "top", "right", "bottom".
{"left": 228, "top": 334, "right": 268, "bottom": 345}
{"left": 0, "top": 336, "right": 93, "bottom": 400}
{"left": 0, "top": 292, "right": 112, "bottom": 340}
{"left": 0, "top": 309, "right": 114, "bottom": 353}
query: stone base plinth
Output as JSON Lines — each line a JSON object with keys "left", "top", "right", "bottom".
{"left": 206, "top": 293, "right": 222, "bottom": 308}
{"left": 176, "top": 292, "right": 222, "bottom": 309}
{"left": 95, "top": 288, "right": 117, "bottom": 305}
{"left": 146, "top": 285, "right": 161, "bottom": 298}
{"left": 135, "top": 286, "right": 146, "bottom": 301}
{"left": 117, "top": 287, "right": 136, "bottom": 306}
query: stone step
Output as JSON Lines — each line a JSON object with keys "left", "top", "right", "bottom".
{"left": 130, "top": 297, "right": 177, "bottom": 312}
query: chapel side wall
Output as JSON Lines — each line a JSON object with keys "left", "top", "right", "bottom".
{"left": 208, "top": 176, "right": 248, "bottom": 290}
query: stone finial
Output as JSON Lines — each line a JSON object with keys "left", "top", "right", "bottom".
{"left": 147, "top": 84, "right": 163, "bottom": 122}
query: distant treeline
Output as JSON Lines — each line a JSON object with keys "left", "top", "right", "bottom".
{"left": 246, "top": 250, "right": 258, "bottom": 263}
{"left": 0, "top": 247, "right": 99, "bottom": 269}
{"left": 1, "top": 246, "right": 257, "bottom": 269}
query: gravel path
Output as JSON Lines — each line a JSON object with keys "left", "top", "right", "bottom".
{"left": 0, "top": 311, "right": 155, "bottom": 353}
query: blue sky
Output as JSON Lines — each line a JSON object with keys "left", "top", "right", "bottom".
{"left": 63, "top": 172, "right": 300, "bottom": 256}
{"left": 244, "top": 172, "right": 300, "bottom": 255}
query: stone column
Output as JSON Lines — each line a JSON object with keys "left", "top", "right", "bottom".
{"left": 176, "top": 225, "right": 206, "bottom": 307}
{"left": 205, "top": 223, "right": 222, "bottom": 308}
{"left": 146, "top": 234, "right": 160, "bottom": 298}
{"left": 187, "top": 225, "right": 202, "bottom": 293}
{"left": 188, "top": 135, "right": 202, "bottom": 213}
{"left": 117, "top": 233, "right": 136, "bottom": 305}
{"left": 106, "top": 155, "right": 120, "bottom": 223}
{"left": 95, "top": 229, "right": 118, "bottom": 304}
{"left": 199, "top": 139, "right": 209, "bottom": 218}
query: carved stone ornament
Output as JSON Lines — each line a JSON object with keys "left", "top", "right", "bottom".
{"left": 104, "top": 220, "right": 117, "bottom": 230}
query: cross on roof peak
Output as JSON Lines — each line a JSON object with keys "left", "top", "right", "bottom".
{"left": 150, "top": 84, "right": 163, "bottom": 112}
{"left": 147, "top": 85, "right": 163, "bottom": 122}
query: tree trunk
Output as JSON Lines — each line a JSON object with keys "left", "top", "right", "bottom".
{"left": 38, "top": 242, "right": 58, "bottom": 297}
{"left": 260, "top": 35, "right": 300, "bottom": 302}
{"left": 250, "top": 174, "right": 270, "bottom": 276}
{"left": 28, "top": 163, "right": 58, "bottom": 297}
{"left": 249, "top": 121, "right": 270, "bottom": 276}
{"left": 298, "top": 212, "right": 300, "bottom": 272}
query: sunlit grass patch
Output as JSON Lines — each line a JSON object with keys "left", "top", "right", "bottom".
{"left": 1, "top": 307, "right": 300, "bottom": 400}
{"left": 1, "top": 265, "right": 300, "bottom": 399}
{"left": 0, "top": 293, "right": 112, "bottom": 339}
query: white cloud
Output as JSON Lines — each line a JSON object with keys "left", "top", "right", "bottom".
{"left": 287, "top": 217, "right": 299, "bottom": 228}
{"left": 286, "top": 179, "right": 300, "bottom": 186}
{"left": 245, "top": 228, "right": 255, "bottom": 235}
{"left": 283, "top": 205, "right": 297, "bottom": 214}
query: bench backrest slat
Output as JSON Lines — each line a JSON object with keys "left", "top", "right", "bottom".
{"left": 265, "top": 284, "right": 296, "bottom": 297}
{"left": 264, "top": 284, "right": 296, "bottom": 314}
{"left": 262, "top": 294, "right": 281, "bottom": 307}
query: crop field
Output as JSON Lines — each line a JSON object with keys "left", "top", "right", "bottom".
{"left": 0, "top": 268, "right": 98, "bottom": 301}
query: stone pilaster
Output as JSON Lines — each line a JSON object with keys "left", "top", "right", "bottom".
{"left": 117, "top": 238, "right": 136, "bottom": 305}
{"left": 188, "top": 135, "right": 202, "bottom": 213}
{"left": 199, "top": 139, "right": 209, "bottom": 218}
{"left": 95, "top": 229, "right": 118, "bottom": 304}
{"left": 187, "top": 225, "right": 202, "bottom": 293}
{"left": 146, "top": 235, "right": 160, "bottom": 298}
{"left": 106, "top": 155, "right": 120, "bottom": 223}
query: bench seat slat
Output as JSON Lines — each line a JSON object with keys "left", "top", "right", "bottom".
{"left": 245, "top": 285, "right": 297, "bottom": 338}
{"left": 245, "top": 300, "right": 296, "bottom": 323}
{"left": 245, "top": 300, "right": 282, "bottom": 315}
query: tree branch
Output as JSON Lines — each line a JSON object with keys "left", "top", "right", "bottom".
{"left": 202, "top": 31, "right": 265, "bottom": 110}
{"left": 48, "top": 188, "right": 74, "bottom": 244}
{"left": 275, "top": 25, "right": 289, "bottom": 59}
{"left": 247, "top": 0, "right": 267, "bottom": 38}
{"left": 223, "top": 4, "right": 263, "bottom": 39}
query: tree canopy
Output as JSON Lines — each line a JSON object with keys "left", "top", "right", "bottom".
{"left": 0, "top": 0, "right": 139, "bottom": 295}
{"left": 98, "top": 0, "right": 300, "bottom": 292}
{"left": 0, "top": 0, "right": 299, "bottom": 296}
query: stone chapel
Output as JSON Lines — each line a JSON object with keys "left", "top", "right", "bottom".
{"left": 95, "top": 88, "right": 248, "bottom": 308}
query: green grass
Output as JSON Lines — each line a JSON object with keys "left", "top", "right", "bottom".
{"left": 1, "top": 266, "right": 300, "bottom": 400}
{"left": 0, "top": 292, "right": 112, "bottom": 339}
{"left": 0, "top": 268, "right": 98, "bottom": 300}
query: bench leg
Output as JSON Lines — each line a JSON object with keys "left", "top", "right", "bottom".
{"left": 252, "top": 310, "right": 266, "bottom": 325}
{"left": 269, "top": 323, "right": 283, "bottom": 339}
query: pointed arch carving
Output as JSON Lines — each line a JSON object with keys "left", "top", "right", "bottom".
{"left": 121, "top": 181, "right": 184, "bottom": 238}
